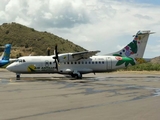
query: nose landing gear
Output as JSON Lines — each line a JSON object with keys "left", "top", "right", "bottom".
{"left": 16, "top": 73, "right": 21, "bottom": 80}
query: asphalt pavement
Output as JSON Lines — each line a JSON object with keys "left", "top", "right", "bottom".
{"left": 0, "top": 70, "right": 160, "bottom": 120}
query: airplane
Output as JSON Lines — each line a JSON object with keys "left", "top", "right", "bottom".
{"left": 6, "top": 30, "right": 154, "bottom": 80}
{"left": 0, "top": 44, "right": 13, "bottom": 67}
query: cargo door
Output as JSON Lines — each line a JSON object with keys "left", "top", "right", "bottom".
{"left": 107, "top": 57, "right": 112, "bottom": 70}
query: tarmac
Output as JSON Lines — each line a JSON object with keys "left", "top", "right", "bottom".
{"left": 0, "top": 69, "right": 160, "bottom": 120}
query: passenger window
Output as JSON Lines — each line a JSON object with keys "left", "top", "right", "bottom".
{"left": 75, "top": 62, "right": 77, "bottom": 64}
{"left": 92, "top": 62, "right": 94, "bottom": 64}
{"left": 102, "top": 61, "right": 104, "bottom": 64}
{"left": 67, "top": 62, "right": 69, "bottom": 64}
{"left": 78, "top": 61, "right": 80, "bottom": 64}
{"left": 82, "top": 61, "right": 84, "bottom": 64}
{"left": 99, "top": 61, "right": 101, "bottom": 64}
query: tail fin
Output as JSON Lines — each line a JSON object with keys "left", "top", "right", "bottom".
{"left": 110, "top": 30, "right": 154, "bottom": 58}
{"left": 1, "top": 44, "right": 11, "bottom": 60}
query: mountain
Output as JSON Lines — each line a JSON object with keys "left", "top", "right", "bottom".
{"left": 0, "top": 22, "right": 86, "bottom": 57}
{"left": 150, "top": 56, "right": 160, "bottom": 64}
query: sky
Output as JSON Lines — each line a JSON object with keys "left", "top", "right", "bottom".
{"left": 0, "top": 0, "right": 160, "bottom": 58}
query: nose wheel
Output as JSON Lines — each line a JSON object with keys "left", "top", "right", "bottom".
{"left": 16, "top": 74, "right": 21, "bottom": 80}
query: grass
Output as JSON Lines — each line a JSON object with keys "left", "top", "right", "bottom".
{"left": 121, "top": 63, "right": 160, "bottom": 71}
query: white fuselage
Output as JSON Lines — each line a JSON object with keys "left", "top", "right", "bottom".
{"left": 6, "top": 54, "right": 129, "bottom": 75}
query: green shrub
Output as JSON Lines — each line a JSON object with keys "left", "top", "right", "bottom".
{"left": 123, "top": 63, "right": 160, "bottom": 71}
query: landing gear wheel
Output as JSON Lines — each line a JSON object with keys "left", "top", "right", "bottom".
{"left": 71, "top": 71, "right": 82, "bottom": 79}
{"left": 78, "top": 73, "right": 82, "bottom": 79}
{"left": 71, "top": 74, "right": 75, "bottom": 78}
{"left": 72, "top": 74, "right": 82, "bottom": 79}
{"left": 74, "top": 74, "right": 79, "bottom": 79}
{"left": 16, "top": 74, "right": 20, "bottom": 80}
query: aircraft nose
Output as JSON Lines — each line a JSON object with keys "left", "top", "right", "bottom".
{"left": 6, "top": 64, "right": 16, "bottom": 72}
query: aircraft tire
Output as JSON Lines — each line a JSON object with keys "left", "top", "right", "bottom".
{"left": 71, "top": 74, "right": 75, "bottom": 78}
{"left": 71, "top": 73, "right": 82, "bottom": 79}
{"left": 16, "top": 74, "right": 20, "bottom": 80}
{"left": 75, "top": 74, "right": 82, "bottom": 79}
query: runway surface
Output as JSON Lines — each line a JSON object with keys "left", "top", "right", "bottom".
{"left": 0, "top": 70, "right": 160, "bottom": 120}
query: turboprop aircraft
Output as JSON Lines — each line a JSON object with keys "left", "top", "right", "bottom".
{"left": 0, "top": 44, "right": 16, "bottom": 67}
{"left": 6, "top": 30, "right": 154, "bottom": 80}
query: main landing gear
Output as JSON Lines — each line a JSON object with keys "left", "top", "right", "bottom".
{"left": 71, "top": 71, "right": 82, "bottom": 79}
{"left": 71, "top": 73, "right": 82, "bottom": 79}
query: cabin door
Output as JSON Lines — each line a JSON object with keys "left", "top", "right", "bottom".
{"left": 106, "top": 57, "right": 112, "bottom": 70}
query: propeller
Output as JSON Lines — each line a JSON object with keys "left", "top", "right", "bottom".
{"left": 53, "top": 44, "right": 59, "bottom": 71}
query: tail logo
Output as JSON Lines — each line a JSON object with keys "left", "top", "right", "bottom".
{"left": 115, "top": 57, "right": 135, "bottom": 67}
{"left": 113, "top": 32, "right": 144, "bottom": 57}
{"left": 111, "top": 30, "right": 152, "bottom": 67}
{"left": 119, "top": 38, "right": 140, "bottom": 57}
{"left": 114, "top": 38, "right": 139, "bottom": 67}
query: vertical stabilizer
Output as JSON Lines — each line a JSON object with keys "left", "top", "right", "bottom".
{"left": 2, "top": 44, "right": 11, "bottom": 60}
{"left": 109, "top": 30, "right": 154, "bottom": 58}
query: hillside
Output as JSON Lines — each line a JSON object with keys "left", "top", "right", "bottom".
{"left": 0, "top": 22, "right": 86, "bottom": 57}
{"left": 150, "top": 56, "right": 160, "bottom": 64}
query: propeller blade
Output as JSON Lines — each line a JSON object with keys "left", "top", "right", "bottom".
{"left": 55, "top": 59, "right": 58, "bottom": 71}
{"left": 55, "top": 44, "right": 59, "bottom": 62}
{"left": 53, "top": 44, "right": 59, "bottom": 71}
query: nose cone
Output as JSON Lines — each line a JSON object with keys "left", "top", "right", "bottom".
{"left": 6, "top": 64, "right": 16, "bottom": 72}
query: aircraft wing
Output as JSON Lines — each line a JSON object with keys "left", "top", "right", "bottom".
{"left": 71, "top": 50, "right": 100, "bottom": 60}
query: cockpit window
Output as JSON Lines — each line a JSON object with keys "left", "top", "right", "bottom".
{"left": 19, "top": 59, "right": 22, "bottom": 62}
{"left": 17, "top": 59, "right": 26, "bottom": 63}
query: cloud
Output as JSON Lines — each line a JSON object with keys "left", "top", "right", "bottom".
{"left": 0, "top": 0, "right": 160, "bottom": 57}
{"left": 134, "top": 14, "right": 152, "bottom": 20}
{"left": 28, "top": 0, "right": 90, "bottom": 28}
{"left": 1, "top": 0, "right": 90, "bottom": 28}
